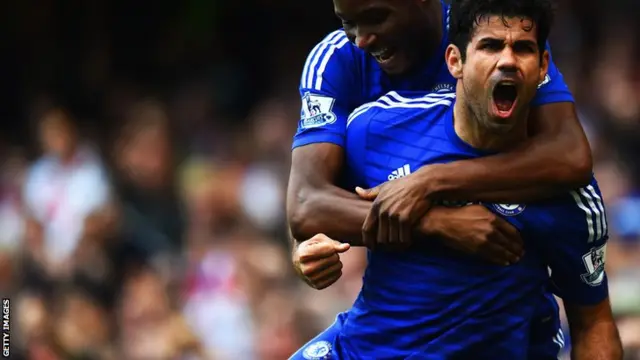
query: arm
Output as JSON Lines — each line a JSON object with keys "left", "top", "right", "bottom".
{"left": 287, "top": 143, "right": 370, "bottom": 246}
{"left": 545, "top": 185, "right": 621, "bottom": 358}
{"left": 287, "top": 145, "right": 523, "bottom": 263}
{"left": 417, "top": 102, "right": 592, "bottom": 203}
{"left": 564, "top": 298, "right": 623, "bottom": 360}
{"left": 288, "top": 30, "right": 371, "bottom": 246}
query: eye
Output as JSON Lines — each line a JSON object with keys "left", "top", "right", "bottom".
{"left": 513, "top": 42, "right": 536, "bottom": 54}
{"left": 479, "top": 40, "right": 503, "bottom": 52}
{"left": 341, "top": 19, "right": 355, "bottom": 29}
{"left": 361, "top": 9, "right": 389, "bottom": 26}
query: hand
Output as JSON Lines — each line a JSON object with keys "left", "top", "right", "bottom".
{"left": 293, "top": 234, "right": 351, "bottom": 290}
{"left": 423, "top": 205, "right": 524, "bottom": 265}
{"left": 356, "top": 176, "right": 432, "bottom": 249}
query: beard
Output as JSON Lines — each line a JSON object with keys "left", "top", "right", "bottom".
{"left": 461, "top": 80, "right": 516, "bottom": 134}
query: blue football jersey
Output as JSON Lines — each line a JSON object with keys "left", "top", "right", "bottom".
{"left": 334, "top": 91, "right": 609, "bottom": 359}
{"left": 292, "top": 1, "right": 574, "bottom": 150}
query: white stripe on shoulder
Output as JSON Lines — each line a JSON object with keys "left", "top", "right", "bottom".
{"left": 385, "top": 91, "right": 456, "bottom": 103}
{"left": 571, "top": 185, "right": 608, "bottom": 243}
{"left": 347, "top": 101, "right": 378, "bottom": 126}
{"left": 347, "top": 92, "right": 454, "bottom": 127}
{"left": 580, "top": 187, "right": 603, "bottom": 240}
{"left": 586, "top": 184, "right": 608, "bottom": 237}
{"left": 301, "top": 30, "right": 350, "bottom": 90}
{"left": 570, "top": 190, "right": 595, "bottom": 243}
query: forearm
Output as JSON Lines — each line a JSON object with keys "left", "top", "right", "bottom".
{"left": 570, "top": 320, "right": 623, "bottom": 360}
{"left": 566, "top": 299, "right": 623, "bottom": 360}
{"left": 288, "top": 185, "right": 455, "bottom": 246}
{"left": 418, "top": 103, "right": 592, "bottom": 203}
{"left": 288, "top": 185, "right": 371, "bottom": 246}
{"left": 417, "top": 137, "right": 588, "bottom": 203}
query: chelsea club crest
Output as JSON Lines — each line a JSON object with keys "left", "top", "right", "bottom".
{"left": 303, "top": 340, "right": 332, "bottom": 360}
{"left": 492, "top": 203, "right": 526, "bottom": 216}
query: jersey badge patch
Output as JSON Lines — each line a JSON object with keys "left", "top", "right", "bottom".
{"left": 300, "top": 92, "right": 337, "bottom": 129}
{"left": 303, "top": 340, "right": 332, "bottom": 359}
{"left": 432, "top": 83, "right": 455, "bottom": 93}
{"left": 492, "top": 203, "right": 526, "bottom": 216}
{"left": 580, "top": 243, "right": 607, "bottom": 286}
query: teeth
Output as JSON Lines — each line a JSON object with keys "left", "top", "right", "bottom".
{"left": 372, "top": 48, "right": 392, "bottom": 61}
{"left": 371, "top": 48, "right": 389, "bottom": 57}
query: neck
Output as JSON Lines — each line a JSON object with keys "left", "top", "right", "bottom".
{"left": 416, "top": 1, "right": 444, "bottom": 66}
{"left": 453, "top": 95, "right": 528, "bottom": 153}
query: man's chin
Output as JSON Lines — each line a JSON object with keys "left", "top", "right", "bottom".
{"left": 484, "top": 117, "right": 517, "bottom": 134}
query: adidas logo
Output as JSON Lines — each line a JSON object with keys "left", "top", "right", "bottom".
{"left": 388, "top": 164, "right": 411, "bottom": 181}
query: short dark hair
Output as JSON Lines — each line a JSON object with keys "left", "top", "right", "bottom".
{"left": 448, "top": 0, "right": 555, "bottom": 61}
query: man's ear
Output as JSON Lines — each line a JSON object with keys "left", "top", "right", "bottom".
{"left": 445, "top": 44, "right": 463, "bottom": 79}
{"left": 538, "top": 49, "right": 550, "bottom": 85}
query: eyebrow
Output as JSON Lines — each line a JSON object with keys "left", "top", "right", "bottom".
{"left": 477, "top": 37, "right": 538, "bottom": 48}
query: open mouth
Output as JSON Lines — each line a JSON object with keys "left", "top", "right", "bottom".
{"left": 492, "top": 82, "right": 518, "bottom": 117}
{"left": 371, "top": 48, "right": 396, "bottom": 65}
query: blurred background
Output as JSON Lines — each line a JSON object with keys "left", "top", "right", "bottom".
{"left": 0, "top": 0, "right": 638, "bottom": 359}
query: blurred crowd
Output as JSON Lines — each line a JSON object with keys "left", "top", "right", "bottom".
{"left": 0, "top": 0, "right": 639, "bottom": 359}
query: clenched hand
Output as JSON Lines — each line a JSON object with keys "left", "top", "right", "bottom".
{"left": 293, "top": 234, "right": 351, "bottom": 290}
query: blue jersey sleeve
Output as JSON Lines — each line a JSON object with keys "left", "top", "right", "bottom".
{"left": 531, "top": 42, "right": 575, "bottom": 106}
{"left": 293, "top": 30, "right": 360, "bottom": 149}
{"left": 547, "top": 184, "right": 609, "bottom": 306}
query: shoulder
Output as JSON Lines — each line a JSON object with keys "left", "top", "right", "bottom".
{"left": 301, "top": 29, "right": 361, "bottom": 90}
{"left": 348, "top": 90, "right": 455, "bottom": 127}
{"left": 532, "top": 177, "right": 607, "bottom": 240}
{"left": 304, "top": 29, "right": 357, "bottom": 62}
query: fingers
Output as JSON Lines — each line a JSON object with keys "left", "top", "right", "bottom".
{"left": 356, "top": 186, "right": 381, "bottom": 201}
{"left": 313, "top": 271, "right": 343, "bottom": 290}
{"left": 362, "top": 206, "right": 378, "bottom": 249}
{"left": 300, "top": 253, "right": 340, "bottom": 278}
{"left": 334, "top": 242, "right": 351, "bottom": 253}
{"left": 388, "top": 214, "right": 400, "bottom": 244}
{"left": 491, "top": 217, "right": 525, "bottom": 258}
{"left": 478, "top": 242, "right": 520, "bottom": 266}
{"left": 479, "top": 221, "right": 523, "bottom": 265}
{"left": 311, "top": 262, "right": 344, "bottom": 290}
{"left": 300, "top": 256, "right": 344, "bottom": 290}
{"left": 298, "top": 235, "right": 348, "bottom": 262}
{"left": 494, "top": 217, "right": 523, "bottom": 246}
{"left": 377, "top": 213, "right": 389, "bottom": 245}
{"left": 400, "top": 219, "right": 412, "bottom": 245}
{"left": 388, "top": 213, "right": 413, "bottom": 245}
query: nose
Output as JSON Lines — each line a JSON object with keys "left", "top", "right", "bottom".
{"left": 354, "top": 28, "right": 376, "bottom": 50}
{"left": 497, "top": 46, "right": 518, "bottom": 73}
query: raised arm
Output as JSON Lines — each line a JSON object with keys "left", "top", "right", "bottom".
{"left": 417, "top": 101, "right": 592, "bottom": 203}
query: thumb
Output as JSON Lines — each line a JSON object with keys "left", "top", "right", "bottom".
{"left": 356, "top": 186, "right": 380, "bottom": 200}
{"left": 332, "top": 241, "right": 351, "bottom": 253}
